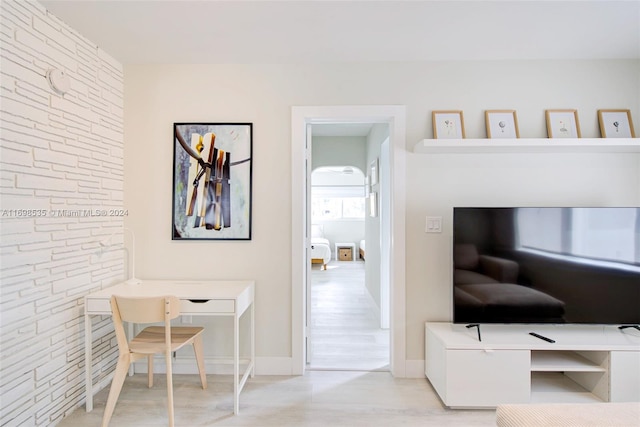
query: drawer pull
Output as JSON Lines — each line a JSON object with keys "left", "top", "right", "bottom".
{"left": 188, "top": 299, "right": 210, "bottom": 303}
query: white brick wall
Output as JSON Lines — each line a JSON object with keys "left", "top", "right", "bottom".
{"left": 0, "top": 1, "right": 124, "bottom": 425}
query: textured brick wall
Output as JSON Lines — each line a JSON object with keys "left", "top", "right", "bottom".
{"left": 0, "top": 1, "right": 124, "bottom": 425}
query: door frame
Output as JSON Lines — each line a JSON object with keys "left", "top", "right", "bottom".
{"left": 291, "top": 105, "right": 406, "bottom": 376}
{"left": 379, "top": 137, "right": 391, "bottom": 329}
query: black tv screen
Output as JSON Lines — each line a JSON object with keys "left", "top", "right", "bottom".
{"left": 453, "top": 207, "right": 640, "bottom": 324}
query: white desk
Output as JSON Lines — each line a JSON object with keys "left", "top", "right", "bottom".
{"left": 84, "top": 280, "right": 254, "bottom": 415}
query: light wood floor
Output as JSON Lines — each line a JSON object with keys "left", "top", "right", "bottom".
{"left": 58, "top": 371, "right": 497, "bottom": 426}
{"left": 309, "top": 259, "right": 389, "bottom": 371}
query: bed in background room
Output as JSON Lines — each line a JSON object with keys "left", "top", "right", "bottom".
{"left": 311, "top": 225, "right": 331, "bottom": 270}
{"left": 359, "top": 240, "right": 365, "bottom": 260}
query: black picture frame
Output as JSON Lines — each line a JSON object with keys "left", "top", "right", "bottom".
{"left": 172, "top": 123, "right": 252, "bottom": 240}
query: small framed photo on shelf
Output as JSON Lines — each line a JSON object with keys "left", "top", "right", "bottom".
{"left": 598, "top": 109, "right": 635, "bottom": 138}
{"left": 485, "top": 110, "right": 520, "bottom": 138}
{"left": 545, "top": 109, "right": 581, "bottom": 138}
{"left": 432, "top": 110, "right": 465, "bottom": 139}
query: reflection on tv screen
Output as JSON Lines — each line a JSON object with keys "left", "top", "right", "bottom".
{"left": 453, "top": 207, "right": 640, "bottom": 325}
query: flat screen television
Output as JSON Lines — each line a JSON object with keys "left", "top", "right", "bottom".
{"left": 452, "top": 207, "right": 640, "bottom": 325}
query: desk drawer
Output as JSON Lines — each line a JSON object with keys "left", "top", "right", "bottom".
{"left": 86, "top": 299, "right": 111, "bottom": 314}
{"left": 180, "top": 299, "right": 234, "bottom": 314}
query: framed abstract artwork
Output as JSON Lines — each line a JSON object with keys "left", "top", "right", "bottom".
{"left": 485, "top": 110, "right": 520, "bottom": 138}
{"left": 598, "top": 109, "right": 635, "bottom": 138}
{"left": 172, "top": 123, "right": 252, "bottom": 240}
{"left": 432, "top": 110, "right": 465, "bottom": 139}
{"left": 546, "top": 109, "right": 581, "bottom": 138}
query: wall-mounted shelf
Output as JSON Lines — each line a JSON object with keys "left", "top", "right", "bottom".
{"left": 413, "top": 138, "right": 640, "bottom": 154}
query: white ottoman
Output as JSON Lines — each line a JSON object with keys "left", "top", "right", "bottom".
{"left": 496, "top": 402, "right": 640, "bottom": 427}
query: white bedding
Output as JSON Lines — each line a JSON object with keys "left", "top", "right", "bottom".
{"left": 311, "top": 237, "right": 331, "bottom": 265}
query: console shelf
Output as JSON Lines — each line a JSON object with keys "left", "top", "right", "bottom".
{"left": 531, "top": 351, "right": 607, "bottom": 372}
{"left": 531, "top": 372, "right": 604, "bottom": 404}
{"left": 413, "top": 138, "right": 640, "bottom": 154}
{"left": 425, "top": 323, "right": 640, "bottom": 408}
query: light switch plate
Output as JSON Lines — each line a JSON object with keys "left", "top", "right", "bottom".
{"left": 426, "top": 216, "right": 442, "bottom": 233}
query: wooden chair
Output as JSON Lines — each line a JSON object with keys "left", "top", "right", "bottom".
{"left": 101, "top": 295, "right": 207, "bottom": 427}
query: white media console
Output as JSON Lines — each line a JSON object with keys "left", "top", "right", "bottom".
{"left": 425, "top": 322, "right": 640, "bottom": 408}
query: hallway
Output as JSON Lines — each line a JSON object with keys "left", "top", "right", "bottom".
{"left": 309, "top": 260, "right": 389, "bottom": 371}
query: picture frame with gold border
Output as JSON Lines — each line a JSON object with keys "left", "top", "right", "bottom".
{"left": 485, "top": 110, "right": 520, "bottom": 139}
{"left": 546, "top": 109, "right": 581, "bottom": 138}
{"left": 598, "top": 109, "right": 635, "bottom": 138}
{"left": 432, "top": 110, "right": 466, "bottom": 139}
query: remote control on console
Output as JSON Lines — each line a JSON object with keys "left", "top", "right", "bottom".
{"left": 529, "top": 332, "right": 555, "bottom": 343}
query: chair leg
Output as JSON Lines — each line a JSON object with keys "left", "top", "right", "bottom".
{"left": 101, "top": 354, "right": 131, "bottom": 427}
{"left": 193, "top": 334, "right": 207, "bottom": 389}
{"left": 165, "top": 350, "right": 174, "bottom": 427}
{"left": 147, "top": 354, "right": 154, "bottom": 388}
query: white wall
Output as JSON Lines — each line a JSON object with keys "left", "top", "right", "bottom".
{"left": 123, "top": 60, "right": 639, "bottom": 372}
{"left": 0, "top": 1, "right": 124, "bottom": 425}
{"left": 312, "top": 135, "right": 367, "bottom": 173}
{"left": 364, "top": 124, "right": 390, "bottom": 307}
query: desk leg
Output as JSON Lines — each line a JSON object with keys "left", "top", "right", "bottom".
{"left": 84, "top": 313, "right": 93, "bottom": 412}
{"left": 234, "top": 312, "right": 239, "bottom": 414}
{"left": 251, "top": 301, "right": 255, "bottom": 377}
{"left": 127, "top": 322, "right": 134, "bottom": 376}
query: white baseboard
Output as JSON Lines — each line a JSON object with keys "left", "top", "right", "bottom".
{"left": 132, "top": 357, "right": 424, "bottom": 377}
{"left": 254, "top": 357, "right": 293, "bottom": 375}
{"left": 133, "top": 356, "right": 293, "bottom": 375}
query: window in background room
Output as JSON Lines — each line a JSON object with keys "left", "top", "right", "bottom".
{"left": 311, "top": 166, "right": 365, "bottom": 221}
{"left": 312, "top": 197, "right": 365, "bottom": 220}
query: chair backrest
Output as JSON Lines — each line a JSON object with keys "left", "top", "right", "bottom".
{"left": 110, "top": 295, "right": 181, "bottom": 354}
{"left": 113, "top": 295, "right": 181, "bottom": 323}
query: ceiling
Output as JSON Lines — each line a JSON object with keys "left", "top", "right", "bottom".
{"left": 40, "top": 1, "right": 640, "bottom": 65}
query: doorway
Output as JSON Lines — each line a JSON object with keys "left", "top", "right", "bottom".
{"left": 291, "top": 105, "right": 407, "bottom": 377}
{"left": 308, "top": 130, "right": 389, "bottom": 371}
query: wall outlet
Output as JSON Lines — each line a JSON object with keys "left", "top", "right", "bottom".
{"left": 426, "top": 216, "right": 442, "bottom": 233}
